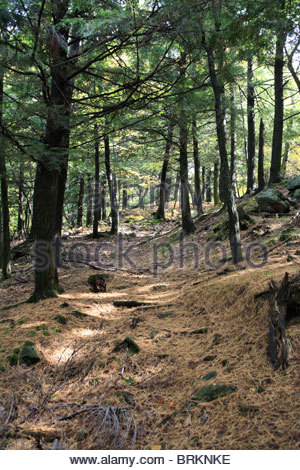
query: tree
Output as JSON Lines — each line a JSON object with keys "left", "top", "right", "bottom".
{"left": 0, "top": 26, "right": 11, "bottom": 279}
{"left": 270, "top": 0, "right": 287, "bottom": 183}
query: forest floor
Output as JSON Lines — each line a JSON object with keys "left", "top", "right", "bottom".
{"left": 0, "top": 185, "right": 300, "bottom": 450}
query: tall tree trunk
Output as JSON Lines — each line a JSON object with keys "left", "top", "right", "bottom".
{"left": 86, "top": 175, "right": 93, "bottom": 226}
{"left": 122, "top": 184, "right": 128, "bottom": 210}
{"left": 247, "top": 53, "right": 256, "bottom": 192}
{"left": 0, "top": 31, "right": 11, "bottom": 279}
{"left": 77, "top": 177, "right": 84, "bottom": 227}
{"left": 202, "top": 166, "right": 206, "bottom": 200}
{"left": 179, "top": 111, "right": 195, "bottom": 234}
{"left": 270, "top": 1, "right": 287, "bottom": 183}
{"left": 257, "top": 118, "right": 265, "bottom": 192}
{"left": 213, "top": 161, "right": 220, "bottom": 205}
{"left": 29, "top": 3, "right": 80, "bottom": 301}
{"left": 206, "top": 168, "right": 212, "bottom": 203}
{"left": 104, "top": 134, "right": 118, "bottom": 234}
{"left": 101, "top": 179, "right": 106, "bottom": 219}
{"left": 203, "top": 31, "right": 242, "bottom": 263}
{"left": 155, "top": 122, "right": 174, "bottom": 219}
{"left": 281, "top": 141, "right": 290, "bottom": 178}
{"left": 17, "top": 163, "right": 25, "bottom": 238}
{"left": 192, "top": 119, "right": 203, "bottom": 215}
{"left": 93, "top": 125, "right": 101, "bottom": 238}
{"left": 230, "top": 86, "right": 237, "bottom": 195}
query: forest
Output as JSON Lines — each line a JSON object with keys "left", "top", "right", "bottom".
{"left": 0, "top": 0, "right": 299, "bottom": 452}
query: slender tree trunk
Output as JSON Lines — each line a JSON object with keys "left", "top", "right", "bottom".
{"left": 203, "top": 32, "right": 242, "bottom": 263}
{"left": 104, "top": 134, "right": 118, "bottom": 234}
{"left": 247, "top": 53, "right": 256, "bottom": 192}
{"left": 155, "top": 122, "right": 174, "bottom": 219}
{"left": 122, "top": 185, "right": 128, "bottom": 210}
{"left": 179, "top": 111, "right": 195, "bottom": 234}
{"left": 101, "top": 179, "right": 106, "bottom": 220}
{"left": 202, "top": 166, "right": 206, "bottom": 200}
{"left": 270, "top": 2, "right": 287, "bottom": 183}
{"left": 150, "top": 183, "right": 155, "bottom": 206}
{"left": 192, "top": 119, "right": 203, "bottom": 215}
{"left": 213, "top": 162, "right": 220, "bottom": 205}
{"left": 77, "top": 177, "right": 84, "bottom": 227}
{"left": 86, "top": 175, "right": 93, "bottom": 226}
{"left": 206, "top": 168, "right": 212, "bottom": 203}
{"left": 93, "top": 125, "right": 101, "bottom": 238}
{"left": 281, "top": 141, "right": 290, "bottom": 178}
{"left": 0, "top": 32, "right": 11, "bottom": 279}
{"left": 17, "top": 163, "right": 25, "bottom": 238}
{"left": 257, "top": 118, "right": 265, "bottom": 192}
{"left": 230, "top": 86, "right": 237, "bottom": 195}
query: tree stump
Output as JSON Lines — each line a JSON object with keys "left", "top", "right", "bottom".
{"left": 87, "top": 274, "right": 107, "bottom": 293}
{"left": 267, "top": 272, "right": 300, "bottom": 369}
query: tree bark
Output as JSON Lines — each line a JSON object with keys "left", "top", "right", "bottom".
{"left": 17, "top": 163, "right": 25, "bottom": 238}
{"left": 179, "top": 110, "right": 195, "bottom": 234}
{"left": 206, "top": 168, "right": 212, "bottom": 203}
{"left": 247, "top": 53, "right": 256, "bottom": 192}
{"left": 213, "top": 161, "right": 220, "bottom": 205}
{"left": 281, "top": 141, "right": 290, "bottom": 178}
{"left": 122, "top": 185, "right": 128, "bottom": 210}
{"left": 203, "top": 30, "right": 242, "bottom": 263}
{"left": 202, "top": 166, "right": 206, "bottom": 200}
{"left": 101, "top": 179, "right": 106, "bottom": 220}
{"left": 257, "top": 118, "right": 265, "bottom": 192}
{"left": 104, "top": 134, "right": 118, "bottom": 234}
{"left": 0, "top": 30, "right": 11, "bottom": 279}
{"left": 192, "top": 119, "right": 203, "bottom": 215}
{"left": 86, "top": 175, "right": 93, "bottom": 226}
{"left": 270, "top": 1, "right": 287, "bottom": 183}
{"left": 230, "top": 86, "right": 237, "bottom": 195}
{"left": 155, "top": 122, "right": 174, "bottom": 219}
{"left": 29, "top": 2, "right": 80, "bottom": 301}
{"left": 77, "top": 177, "right": 84, "bottom": 227}
{"left": 93, "top": 125, "right": 101, "bottom": 238}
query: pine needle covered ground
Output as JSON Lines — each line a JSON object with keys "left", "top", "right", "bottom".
{"left": 0, "top": 193, "right": 299, "bottom": 450}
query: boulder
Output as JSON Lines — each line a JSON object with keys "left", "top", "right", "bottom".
{"left": 19, "top": 341, "right": 40, "bottom": 367}
{"left": 256, "top": 189, "right": 290, "bottom": 214}
{"left": 293, "top": 189, "right": 300, "bottom": 200}
{"left": 287, "top": 176, "right": 300, "bottom": 192}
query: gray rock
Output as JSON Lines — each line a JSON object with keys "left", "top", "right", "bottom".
{"left": 19, "top": 341, "right": 40, "bottom": 367}
{"left": 256, "top": 189, "right": 290, "bottom": 214}
{"left": 287, "top": 176, "right": 300, "bottom": 191}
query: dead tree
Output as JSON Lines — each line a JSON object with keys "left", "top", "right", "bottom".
{"left": 267, "top": 272, "right": 300, "bottom": 369}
